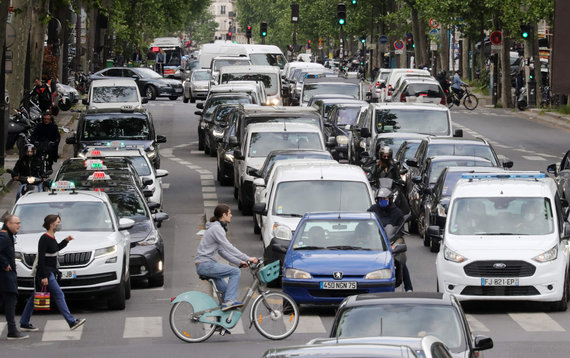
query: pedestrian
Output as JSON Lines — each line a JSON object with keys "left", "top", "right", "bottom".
{"left": 0, "top": 215, "right": 29, "bottom": 339}
{"left": 132, "top": 49, "right": 142, "bottom": 63}
{"left": 19, "top": 215, "right": 86, "bottom": 331}
{"left": 155, "top": 49, "right": 166, "bottom": 75}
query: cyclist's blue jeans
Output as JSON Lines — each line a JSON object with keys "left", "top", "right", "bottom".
{"left": 196, "top": 261, "right": 241, "bottom": 304}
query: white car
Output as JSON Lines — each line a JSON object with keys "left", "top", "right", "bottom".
{"left": 380, "top": 68, "right": 431, "bottom": 102}
{"left": 83, "top": 78, "right": 147, "bottom": 110}
{"left": 13, "top": 181, "right": 134, "bottom": 310}
{"left": 434, "top": 172, "right": 570, "bottom": 311}
{"left": 253, "top": 162, "right": 374, "bottom": 265}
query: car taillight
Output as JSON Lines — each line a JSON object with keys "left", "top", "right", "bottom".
{"left": 440, "top": 95, "right": 447, "bottom": 105}
{"left": 388, "top": 85, "right": 393, "bottom": 96}
{"left": 400, "top": 93, "right": 406, "bottom": 102}
{"left": 375, "top": 81, "right": 381, "bottom": 88}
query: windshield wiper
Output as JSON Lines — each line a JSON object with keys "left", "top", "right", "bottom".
{"left": 325, "top": 245, "right": 371, "bottom": 251}
{"left": 278, "top": 213, "right": 304, "bottom": 217}
{"left": 294, "top": 246, "right": 325, "bottom": 250}
{"left": 480, "top": 232, "right": 517, "bottom": 235}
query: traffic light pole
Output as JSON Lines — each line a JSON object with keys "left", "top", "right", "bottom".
{"left": 293, "top": 23, "right": 298, "bottom": 60}
{"left": 340, "top": 25, "right": 344, "bottom": 61}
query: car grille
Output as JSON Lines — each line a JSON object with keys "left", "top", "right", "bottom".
{"left": 461, "top": 286, "right": 540, "bottom": 296}
{"left": 23, "top": 252, "right": 92, "bottom": 268}
{"left": 129, "top": 255, "right": 146, "bottom": 275}
{"left": 464, "top": 261, "right": 536, "bottom": 277}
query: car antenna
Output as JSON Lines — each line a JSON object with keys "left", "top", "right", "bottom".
{"left": 380, "top": 317, "right": 383, "bottom": 336}
{"left": 283, "top": 120, "right": 287, "bottom": 132}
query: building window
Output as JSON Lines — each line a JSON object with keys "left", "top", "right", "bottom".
{"left": 221, "top": 6, "right": 226, "bottom": 15}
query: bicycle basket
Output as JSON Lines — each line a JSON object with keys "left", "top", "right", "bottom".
{"left": 258, "top": 260, "right": 280, "bottom": 283}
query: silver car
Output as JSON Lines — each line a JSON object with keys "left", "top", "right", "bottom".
{"left": 183, "top": 69, "right": 211, "bottom": 103}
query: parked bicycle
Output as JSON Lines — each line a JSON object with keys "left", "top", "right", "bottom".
{"left": 169, "top": 259, "right": 299, "bottom": 343}
{"left": 540, "top": 86, "right": 560, "bottom": 107}
{"left": 446, "top": 85, "right": 478, "bottom": 110}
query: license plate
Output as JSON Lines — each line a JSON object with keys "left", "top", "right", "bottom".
{"left": 320, "top": 281, "right": 357, "bottom": 290}
{"left": 481, "top": 278, "right": 519, "bottom": 286}
{"left": 61, "top": 270, "right": 77, "bottom": 279}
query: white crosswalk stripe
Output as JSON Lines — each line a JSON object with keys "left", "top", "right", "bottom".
{"left": 0, "top": 322, "right": 6, "bottom": 334}
{"left": 465, "top": 314, "right": 490, "bottom": 332}
{"left": 41, "top": 320, "right": 83, "bottom": 341}
{"left": 123, "top": 317, "right": 163, "bottom": 338}
{"left": 161, "top": 183, "right": 170, "bottom": 189}
{"left": 509, "top": 313, "right": 565, "bottom": 332}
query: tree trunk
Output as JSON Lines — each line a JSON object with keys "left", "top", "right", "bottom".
{"left": 500, "top": 30, "right": 512, "bottom": 108}
{"left": 462, "top": 38, "right": 469, "bottom": 80}
{"left": 410, "top": 6, "right": 423, "bottom": 67}
{"left": 532, "top": 22, "right": 542, "bottom": 106}
{"left": 439, "top": 25, "right": 449, "bottom": 72}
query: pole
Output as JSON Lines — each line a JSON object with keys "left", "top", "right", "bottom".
{"left": 293, "top": 23, "right": 297, "bottom": 60}
{"left": 340, "top": 25, "right": 344, "bottom": 62}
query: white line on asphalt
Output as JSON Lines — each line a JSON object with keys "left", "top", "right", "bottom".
{"left": 178, "top": 161, "right": 191, "bottom": 165}
{"left": 203, "top": 193, "right": 218, "bottom": 199}
{"left": 465, "top": 314, "right": 490, "bottom": 332}
{"left": 204, "top": 200, "right": 218, "bottom": 207}
{"left": 123, "top": 317, "right": 163, "bottom": 338}
{"left": 200, "top": 175, "right": 214, "bottom": 180}
{"left": 0, "top": 322, "right": 5, "bottom": 334}
{"left": 201, "top": 180, "right": 216, "bottom": 187}
{"left": 509, "top": 313, "right": 565, "bottom": 332}
{"left": 187, "top": 165, "right": 201, "bottom": 170}
{"left": 294, "top": 315, "right": 327, "bottom": 334}
{"left": 41, "top": 320, "right": 83, "bottom": 341}
{"left": 189, "top": 150, "right": 203, "bottom": 155}
{"left": 197, "top": 169, "right": 212, "bottom": 174}
{"left": 521, "top": 155, "right": 547, "bottom": 161}
{"left": 161, "top": 183, "right": 170, "bottom": 189}
{"left": 202, "top": 186, "right": 216, "bottom": 192}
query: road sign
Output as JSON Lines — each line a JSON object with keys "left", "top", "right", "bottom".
{"left": 395, "top": 49, "right": 404, "bottom": 55}
{"left": 429, "top": 18, "right": 439, "bottom": 29}
{"left": 490, "top": 31, "right": 502, "bottom": 45}
{"left": 429, "top": 29, "right": 439, "bottom": 36}
{"left": 491, "top": 44, "right": 502, "bottom": 54}
{"left": 394, "top": 40, "right": 404, "bottom": 50}
{"left": 379, "top": 35, "right": 388, "bottom": 44}
{"left": 430, "top": 41, "right": 438, "bottom": 51}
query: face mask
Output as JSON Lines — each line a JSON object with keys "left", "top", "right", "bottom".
{"left": 54, "top": 224, "right": 62, "bottom": 232}
{"left": 378, "top": 199, "right": 389, "bottom": 208}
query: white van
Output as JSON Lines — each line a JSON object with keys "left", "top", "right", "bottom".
{"left": 199, "top": 43, "right": 287, "bottom": 70}
{"left": 253, "top": 163, "right": 374, "bottom": 265}
{"left": 84, "top": 78, "right": 146, "bottom": 110}
{"left": 219, "top": 65, "right": 282, "bottom": 105}
{"left": 242, "top": 44, "right": 287, "bottom": 70}
{"left": 198, "top": 42, "right": 247, "bottom": 69}
{"left": 433, "top": 172, "right": 570, "bottom": 311}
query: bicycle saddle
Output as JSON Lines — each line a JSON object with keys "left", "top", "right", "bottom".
{"left": 198, "top": 275, "right": 212, "bottom": 281}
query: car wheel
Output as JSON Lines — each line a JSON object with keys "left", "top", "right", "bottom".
{"left": 145, "top": 86, "right": 157, "bottom": 100}
{"left": 125, "top": 275, "right": 131, "bottom": 300}
{"left": 183, "top": 96, "right": 189, "bottom": 103}
{"left": 198, "top": 132, "right": 204, "bottom": 151}
{"left": 169, "top": 96, "right": 178, "bottom": 101}
{"left": 550, "top": 273, "right": 569, "bottom": 312}
{"left": 253, "top": 216, "right": 261, "bottom": 234}
{"left": 108, "top": 273, "right": 126, "bottom": 310}
{"left": 190, "top": 96, "right": 196, "bottom": 103}
{"left": 204, "top": 137, "right": 210, "bottom": 155}
{"left": 430, "top": 237, "right": 441, "bottom": 253}
{"left": 418, "top": 211, "right": 428, "bottom": 243}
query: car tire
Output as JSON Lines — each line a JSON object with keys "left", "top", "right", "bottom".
{"left": 198, "top": 133, "right": 204, "bottom": 151}
{"left": 149, "top": 274, "right": 164, "bottom": 288}
{"left": 234, "top": 186, "right": 238, "bottom": 200}
{"left": 125, "top": 275, "right": 131, "bottom": 300}
{"left": 430, "top": 238, "right": 440, "bottom": 253}
{"left": 218, "top": 166, "right": 231, "bottom": 186}
{"left": 418, "top": 211, "right": 428, "bottom": 244}
{"left": 169, "top": 96, "right": 178, "bottom": 101}
{"left": 108, "top": 273, "right": 127, "bottom": 310}
{"left": 253, "top": 216, "right": 261, "bottom": 234}
{"left": 145, "top": 86, "right": 157, "bottom": 100}
{"left": 550, "top": 273, "right": 569, "bottom": 312}
{"left": 190, "top": 96, "right": 196, "bottom": 103}
{"left": 408, "top": 219, "right": 418, "bottom": 234}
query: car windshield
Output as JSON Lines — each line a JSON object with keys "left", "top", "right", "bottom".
{"left": 249, "top": 53, "right": 287, "bottom": 69}
{"left": 428, "top": 159, "right": 492, "bottom": 183}
{"left": 126, "top": 156, "right": 151, "bottom": 176}
{"left": 335, "top": 107, "right": 361, "bottom": 126}
{"left": 400, "top": 142, "right": 420, "bottom": 161}
{"left": 92, "top": 86, "right": 138, "bottom": 103}
{"left": 221, "top": 73, "right": 278, "bottom": 95}
{"left": 273, "top": 181, "right": 371, "bottom": 216}
{"left": 192, "top": 71, "right": 211, "bottom": 81}
{"left": 303, "top": 83, "right": 360, "bottom": 103}
{"left": 82, "top": 116, "right": 150, "bottom": 140}
{"left": 405, "top": 83, "right": 442, "bottom": 97}
{"left": 249, "top": 132, "right": 322, "bottom": 157}
{"left": 263, "top": 153, "right": 332, "bottom": 178}
{"left": 335, "top": 304, "right": 465, "bottom": 351}
{"left": 375, "top": 109, "right": 449, "bottom": 136}
{"left": 56, "top": 170, "right": 137, "bottom": 188}
{"left": 449, "top": 197, "right": 554, "bottom": 235}
{"left": 213, "top": 59, "right": 251, "bottom": 71}
{"left": 205, "top": 96, "right": 252, "bottom": 114}
{"left": 135, "top": 68, "right": 162, "bottom": 79}
{"left": 14, "top": 201, "right": 114, "bottom": 233}
{"left": 426, "top": 144, "right": 497, "bottom": 165}
{"left": 293, "top": 219, "right": 387, "bottom": 251}
{"left": 106, "top": 192, "right": 148, "bottom": 220}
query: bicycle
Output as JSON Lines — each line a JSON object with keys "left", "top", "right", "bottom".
{"left": 446, "top": 85, "right": 478, "bottom": 110}
{"left": 169, "top": 259, "right": 299, "bottom": 343}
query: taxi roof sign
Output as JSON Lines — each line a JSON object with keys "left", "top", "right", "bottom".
{"left": 51, "top": 181, "right": 76, "bottom": 191}
{"left": 107, "top": 141, "right": 125, "bottom": 149}
{"left": 89, "top": 149, "right": 102, "bottom": 157}
{"left": 88, "top": 171, "right": 112, "bottom": 181}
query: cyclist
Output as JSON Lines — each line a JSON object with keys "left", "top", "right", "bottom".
{"left": 451, "top": 70, "right": 467, "bottom": 103}
{"left": 195, "top": 204, "right": 258, "bottom": 311}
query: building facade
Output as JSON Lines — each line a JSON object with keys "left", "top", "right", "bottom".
{"left": 209, "top": 0, "right": 246, "bottom": 43}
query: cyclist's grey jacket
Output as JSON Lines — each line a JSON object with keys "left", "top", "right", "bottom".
{"left": 195, "top": 221, "right": 248, "bottom": 266}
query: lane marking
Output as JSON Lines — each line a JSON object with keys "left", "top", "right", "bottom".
{"left": 201, "top": 180, "right": 216, "bottom": 187}
{"left": 521, "top": 155, "right": 546, "bottom": 161}
{"left": 465, "top": 314, "right": 490, "bottom": 332}
{"left": 123, "top": 317, "right": 163, "bottom": 338}
{"left": 202, "top": 187, "right": 216, "bottom": 192}
{"left": 41, "top": 320, "right": 83, "bottom": 341}
{"left": 204, "top": 200, "right": 218, "bottom": 207}
{"left": 161, "top": 183, "right": 170, "bottom": 189}
{"left": 294, "top": 315, "right": 327, "bottom": 334}
{"left": 203, "top": 193, "right": 218, "bottom": 200}
{"left": 0, "top": 322, "right": 5, "bottom": 334}
{"left": 197, "top": 169, "right": 212, "bottom": 174}
{"left": 509, "top": 313, "right": 565, "bottom": 332}
{"left": 200, "top": 175, "right": 214, "bottom": 180}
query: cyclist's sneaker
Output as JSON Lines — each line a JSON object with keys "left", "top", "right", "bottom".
{"left": 221, "top": 301, "right": 243, "bottom": 311}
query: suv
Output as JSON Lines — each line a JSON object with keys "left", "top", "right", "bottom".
{"left": 13, "top": 182, "right": 134, "bottom": 310}
{"left": 432, "top": 172, "right": 570, "bottom": 311}
{"left": 66, "top": 108, "right": 167, "bottom": 168}
{"left": 391, "top": 77, "right": 447, "bottom": 105}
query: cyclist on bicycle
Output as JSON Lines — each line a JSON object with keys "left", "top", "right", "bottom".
{"left": 195, "top": 204, "right": 258, "bottom": 311}
{"left": 451, "top": 70, "right": 467, "bottom": 103}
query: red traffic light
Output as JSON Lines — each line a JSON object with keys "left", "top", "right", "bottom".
{"left": 151, "top": 47, "right": 159, "bottom": 52}
{"left": 247, "top": 26, "right": 252, "bottom": 30}
{"left": 228, "top": 32, "right": 232, "bottom": 36}
{"left": 308, "top": 40, "right": 311, "bottom": 43}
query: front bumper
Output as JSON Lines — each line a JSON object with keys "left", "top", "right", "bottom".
{"left": 157, "top": 86, "right": 183, "bottom": 97}
{"left": 129, "top": 245, "right": 164, "bottom": 280}
{"left": 283, "top": 279, "right": 395, "bottom": 304}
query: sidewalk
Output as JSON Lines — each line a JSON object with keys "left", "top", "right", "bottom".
{"left": 0, "top": 109, "right": 79, "bottom": 218}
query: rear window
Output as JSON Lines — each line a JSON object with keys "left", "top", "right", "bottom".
{"left": 92, "top": 86, "right": 138, "bottom": 103}
{"left": 82, "top": 115, "right": 150, "bottom": 140}
{"left": 221, "top": 73, "right": 279, "bottom": 95}
{"left": 405, "top": 83, "right": 443, "bottom": 97}
{"left": 213, "top": 59, "right": 251, "bottom": 71}
{"left": 192, "top": 71, "right": 210, "bottom": 81}
{"left": 426, "top": 144, "right": 497, "bottom": 165}
{"left": 248, "top": 132, "right": 322, "bottom": 157}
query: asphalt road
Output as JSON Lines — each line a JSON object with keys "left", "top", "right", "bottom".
{"left": 2, "top": 99, "right": 570, "bottom": 358}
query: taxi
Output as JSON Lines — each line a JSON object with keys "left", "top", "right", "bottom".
{"left": 13, "top": 181, "right": 134, "bottom": 310}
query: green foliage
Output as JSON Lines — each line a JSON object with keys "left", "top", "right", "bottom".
{"left": 556, "top": 105, "right": 570, "bottom": 115}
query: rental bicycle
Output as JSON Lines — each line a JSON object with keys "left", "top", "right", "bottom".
{"left": 169, "top": 259, "right": 299, "bottom": 343}
{"left": 447, "top": 85, "right": 478, "bottom": 110}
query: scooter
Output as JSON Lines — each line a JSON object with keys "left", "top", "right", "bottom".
{"left": 6, "top": 169, "right": 49, "bottom": 201}
{"left": 384, "top": 214, "right": 410, "bottom": 288}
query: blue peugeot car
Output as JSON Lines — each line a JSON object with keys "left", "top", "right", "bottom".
{"left": 282, "top": 212, "right": 404, "bottom": 305}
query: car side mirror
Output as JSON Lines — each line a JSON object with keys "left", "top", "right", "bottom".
{"left": 196, "top": 102, "right": 204, "bottom": 109}
{"left": 119, "top": 218, "right": 135, "bottom": 231}
{"left": 360, "top": 127, "right": 371, "bottom": 138}
{"left": 194, "top": 111, "right": 203, "bottom": 116}
{"left": 247, "top": 167, "right": 260, "bottom": 177}
{"left": 153, "top": 212, "right": 169, "bottom": 223}
{"left": 155, "top": 169, "right": 168, "bottom": 178}
{"left": 143, "top": 178, "right": 153, "bottom": 187}
{"left": 142, "top": 97, "right": 149, "bottom": 104}
{"left": 253, "top": 178, "right": 265, "bottom": 187}
{"left": 502, "top": 160, "right": 513, "bottom": 168}
{"left": 252, "top": 202, "right": 267, "bottom": 216}
{"left": 406, "top": 158, "right": 418, "bottom": 167}
{"left": 147, "top": 202, "right": 160, "bottom": 211}
{"left": 156, "top": 135, "right": 167, "bottom": 144}
{"left": 82, "top": 98, "right": 88, "bottom": 105}
{"left": 65, "top": 136, "right": 77, "bottom": 144}
{"left": 326, "top": 136, "right": 337, "bottom": 148}
{"left": 229, "top": 136, "right": 239, "bottom": 147}
{"left": 453, "top": 129, "right": 463, "bottom": 137}
{"left": 234, "top": 149, "right": 244, "bottom": 160}
{"left": 473, "top": 335, "right": 493, "bottom": 351}
{"left": 391, "top": 244, "right": 407, "bottom": 255}
{"left": 427, "top": 226, "right": 442, "bottom": 241}
{"left": 547, "top": 163, "right": 558, "bottom": 175}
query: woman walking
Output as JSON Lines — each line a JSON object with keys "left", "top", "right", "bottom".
{"left": 20, "top": 215, "right": 86, "bottom": 331}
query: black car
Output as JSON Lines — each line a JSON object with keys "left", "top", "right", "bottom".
{"left": 216, "top": 112, "right": 239, "bottom": 186}
{"left": 407, "top": 155, "right": 495, "bottom": 236}
{"left": 204, "top": 103, "right": 241, "bottom": 157}
{"left": 423, "top": 166, "right": 506, "bottom": 252}
{"left": 547, "top": 149, "right": 570, "bottom": 204}
{"left": 326, "top": 103, "right": 367, "bottom": 161}
{"left": 89, "top": 67, "right": 183, "bottom": 100}
{"left": 65, "top": 108, "right": 166, "bottom": 168}
{"left": 330, "top": 292, "right": 493, "bottom": 358}
{"left": 195, "top": 93, "right": 254, "bottom": 151}
{"left": 261, "top": 342, "right": 419, "bottom": 358}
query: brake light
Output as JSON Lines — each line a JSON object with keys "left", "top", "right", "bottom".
{"left": 94, "top": 188, "right": 104, "bottom": 192}
{"left": 440, "top": 95, "right": 447, "bottom": 105}
{"left": 387, "top": 85, "right": 393, "bottom": 96}
{"left": 400, "top": 93, "right": 406, "bottom": 102}
{"left": 374, "top": 81, "right": 381, "bottom": 88}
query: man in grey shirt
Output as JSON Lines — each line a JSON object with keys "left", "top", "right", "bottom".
{"left": 195, "top": 204, "right": 258, "bottom": 311}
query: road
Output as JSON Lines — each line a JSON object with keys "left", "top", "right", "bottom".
{"left": 2, "top": 100, "right": 569, "bottom": 358}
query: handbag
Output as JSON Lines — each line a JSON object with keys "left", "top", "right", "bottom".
{"left": 34, "top": 286, "right": 50, "bottom": 311}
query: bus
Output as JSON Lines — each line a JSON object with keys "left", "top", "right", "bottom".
{"left": 149, "top": 37, "right": 184, "bottom": 78}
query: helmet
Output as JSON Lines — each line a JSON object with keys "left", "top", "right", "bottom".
{"left": 378, "top": 145, "right": 393, "bottom": 158}
{"left": 25, "top": 144, "right": 36, "bottom": 156}
{"left": 43, "top": 109, "right": 51, "bottom": 116}
{"left": 375, "top": 187, "right": 392, "bottom": 199}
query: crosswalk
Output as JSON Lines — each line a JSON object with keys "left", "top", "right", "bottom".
{"left": 2, "top": 311, "right": 569, "bottom": 342}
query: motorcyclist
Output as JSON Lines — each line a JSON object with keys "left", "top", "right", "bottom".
{"left": 372, "top": 146, "right": 400, "bottom": 186}
{"left": 11, "top": 144, "right": 45, "bottom": 199}
{"left": 30, "top": 110, "right": 60, "bottom": 171}
{"left": 32, "top": 77, "right": 52, "bottom": 112}
{"left": 368, "top": 187, "right": 413, "bottom": 292}
{"left": 436, "top": 70, "right": 450, "bottom": 93}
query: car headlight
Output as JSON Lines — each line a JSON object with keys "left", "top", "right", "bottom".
{"left": 146, "top": 150, "right": 157, "bottom": 159}
{"left": 94, "top": 245, "right": 118, "bottom": 258}
{"left": 364, "top": 269, "right": 392, "bottom": 280}
{"left": 437, "top": 204, "right": 447, "bottom": 217}
{"left": 213, "top": 128, "right": 224, "bottom": 138}
{"left": 224, "top": 153, "right": 234, "bottom": 162}
{"left": 285, "top": 268, "right": 312, "bottom": 279}
{"left": 443, "top": 245, "right": 468, "bottom": 263}
{"left": 140, "top": 232, "right": 159, "bottom": 246}
{"left": 267, "top": 98, "right": 280, "bottom": 106}
{"left": 336, "top": 135, "right": 349, "bottom": 145}
{"left": 27, "top": 177, "right": 35, "bottom": 184}
{"left": 14, "top": 251, "right": 23, "bottom": 262}
{"left": 533, "top": 246, "right": 558, "bottom": 263}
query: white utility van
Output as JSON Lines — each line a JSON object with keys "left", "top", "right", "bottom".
{"left": 220, "top": 65, "right": 282, "bottom": 105}
{"left": 84, "top": 78, "right": 146, "bottom": 110}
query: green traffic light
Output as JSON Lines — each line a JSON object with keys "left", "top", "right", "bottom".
{"left": 262, "top": 31, "right": 267, "bottom": 37}
{"left": 352, "top": 0, "right": 357, "bottom": 4}
{"left": 339, "top": 19, "right": 345, "bottom": 25}
{"left": 522, "top": 32, "right": 529, "bottom": 38}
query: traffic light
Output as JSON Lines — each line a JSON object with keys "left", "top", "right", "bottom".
{"left": 307, "top": 40, "right": 311, "bottom": 49}
{"left": 227, "top": 31, "right": 232, "bottom": 40}
{"left": 337, "top": 3, "right": 346, "bottom": 25}
{"left": 260, "top": 22, "right": 267, "bottom": 37}
{"left": 351, "top": 0, "right": 357, "bottom": 4}
{"left": 360, "top": 36, "right": 366, "bottom": 44}
{"left": 520, "top": 24, "right": 531, "bottom": 39}
{"left": 246, "top": 25, "right": 252, "bottom": 39}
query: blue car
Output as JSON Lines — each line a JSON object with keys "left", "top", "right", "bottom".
{"left": 282, "top": 212, "right": 400, "bottom": 305}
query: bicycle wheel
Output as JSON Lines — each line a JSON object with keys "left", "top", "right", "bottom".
{"left": 169, "top": 301, "right": 217, "bottom": 343}
{"left": 251, "top": 291, "right": 299, "bottom": 340}
{"left": 463, "top": 94, "right": 478, "bottom": 110}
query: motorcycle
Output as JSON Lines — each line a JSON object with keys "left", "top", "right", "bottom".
{"left": 6, "top": 169, "right": 50, "bottom": 202}
{"left": 6, "top": 93, "right": 42, "bottom": 156}
{"left": 384, "top": 214, "right": 410, "bottom": 288}
{"left": 517, "top": 86, "right": 528, "bottom": 111}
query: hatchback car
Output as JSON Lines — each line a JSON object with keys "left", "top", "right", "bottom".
{"left": 182, "top": 69, "right": 211, "bottom": 103}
